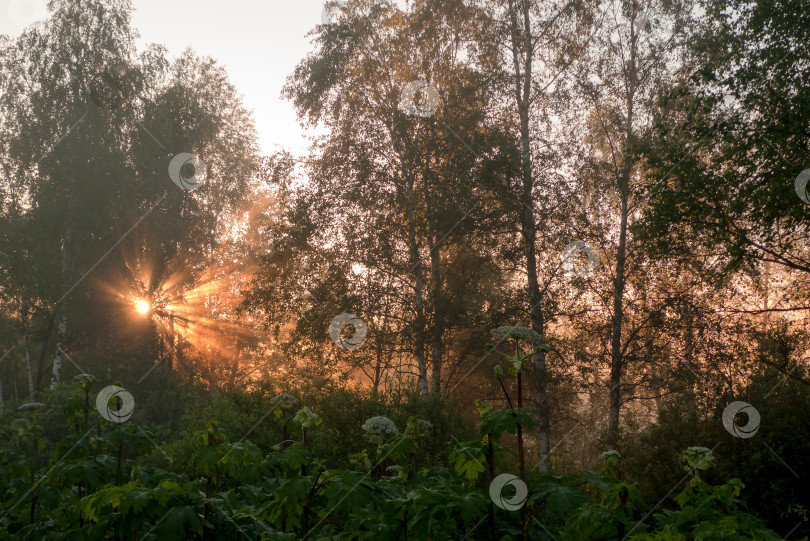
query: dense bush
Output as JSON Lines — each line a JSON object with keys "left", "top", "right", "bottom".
{"left": 0, "top": 373, "right": 803, "bottom": 540}
{"left": 621, "top": 366, "right": 810, "bottom": 538}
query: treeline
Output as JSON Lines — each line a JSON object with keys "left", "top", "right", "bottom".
{"left": 0, "top": 0, "right": 271, "bottom": 398}
{"left": 0, "top": 0, "right": 808, "bottom": 525}
{"left": 243, "top": 0, "right": 810, "bottom": 470}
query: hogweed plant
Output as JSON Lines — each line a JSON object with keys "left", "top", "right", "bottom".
{"left": 10, "top": 403, "right": 46, "bottom": 526}
{"left": 403, "top": 417, "right": 431, "bottom": 472}
{"left": 0, "top": 389, "right": 796, "bottom": 539}
{"left": 294, "top": 406, "right": 322, "bottom": 447}
{"left": 597, "top": 449, "right": 621, "bottom": 478}
{"left": 487, "top": 326, "right": 549, "bottom": 539}
{"left": 488, "top": 326, "right": 550, "bottom": 480}
{"left": 361, "top": 416, "right": 398, "bottom": 477}
{"left": 72, "top": 374, "right": 96, "bottom": 521}
{"left": 73, "top": 374, "right": 98, "bottom": 433}
{"left": 683, "top": 446, "right": 715, "bottom": 487}
{"left": 272, "top": 393, "right": 298, "bottom": 450}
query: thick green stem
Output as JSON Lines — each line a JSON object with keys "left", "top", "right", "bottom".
{"left": 115, "top": 438, "right": 123, "bottom": 486}
{"left": 487, "top": 434, "right": 495, "bottom": 539}
{"left": 29, "top": 436, "right": 38, "bottom": 524}
{"left": 517, "top": 362, "right": 527, "bottom": 540}
{"left": 281, "top": 411, "right": 289, "bottom": 450}
{"left": 517, "top": 371, "right": 525, "bottom": 481}
{"left": 83, "top": 389, "right": 89, "bottom": 432}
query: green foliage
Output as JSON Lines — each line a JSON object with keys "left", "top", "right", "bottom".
{"left": 0, "top": 0, "right": 804, "bottom": 538}
{"left": 622, "top": 367, "right": 810, "bottom": 537}
{"left": 294, "top": 406, "right": 323, "bottom": 429}
{"left": 450, "top": 440, "right": 487, "bottom": 482}
{"left": 479, "top": 408, "right": 539, "bottom": 443}
{"left": 0, "top": 380, "right": 801, "bottom": 540}
{"left": 627, "top": 477, "right": 785, "bottom": 541}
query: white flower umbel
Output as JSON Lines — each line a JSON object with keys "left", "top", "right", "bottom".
{"left": 273, "top": 393, "right": 298, "bottom": 407}
{"left": 490, "top": 326, "right": 542, "bottom": 343}
{"left": 362, "top": 415, "right": 399, "bottom": 445}
{"left": 598, "top": 449, "right": 621, "bottom": 462}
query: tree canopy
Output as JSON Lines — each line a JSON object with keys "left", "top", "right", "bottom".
{"left": 0, "top": 0, "right": 807, "bottom": 539}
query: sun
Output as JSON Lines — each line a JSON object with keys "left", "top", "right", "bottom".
{"left": 135, "top": 299, "right": 150, "bottom": 314}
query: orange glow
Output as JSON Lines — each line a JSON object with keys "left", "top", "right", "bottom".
{"left": 97, "top": 190, "right": 278, "bottom": 391}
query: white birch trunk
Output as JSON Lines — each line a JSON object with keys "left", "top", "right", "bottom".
{"left": 50, "top": 312, "right": 68, "bottom": 390}
{"left": 51, "top": 227, "right": 72, "bottom": 390}
{"left": 21, "top": 289, "right": 35, "bottom": 398}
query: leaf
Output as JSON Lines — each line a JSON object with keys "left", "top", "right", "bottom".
{"left": 449, "top": 441, "right": 487, "bottom": 482}
{"left": 479, "top": 408, "right": 539, "bottom": 441}
{"left": 294, "top": 407, "right": 323, "bottom": 428}
{"left": 155, "top": 505, "right": 204, "bottom": 538}
{"left": 322, "top": 470, "right": 377, "bottom": 513}
{"left": 531, "top": 479, "right": 587, "bottom": 515}
{"left": 194, "top": 445, "right": 220, "bottom": 476}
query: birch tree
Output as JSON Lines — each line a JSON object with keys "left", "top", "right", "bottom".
{"left": 579, "top": 0, "right": 696, "bottom": 447}
{"left": 474, "top": 0, "right": 592, "bottom": 471}
{"left": 0, "top": 0, "right": 259, "bottom": 389}
{"left": 251, "top": 0, "right": 510, "bottom": 397}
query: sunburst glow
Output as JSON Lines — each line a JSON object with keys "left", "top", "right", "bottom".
{"left": 135, "top": 299, "right": 150, "bottom": 314}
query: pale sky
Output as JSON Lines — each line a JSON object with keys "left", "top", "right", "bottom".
{"left": 1, "top": 0, "right": 355, "bottom": 156}
{"left": 130, "top": 0, "right": 325, "bottom": 156}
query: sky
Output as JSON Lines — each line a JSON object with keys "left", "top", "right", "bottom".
{"left": 0, "top": 0, "right": 349, "bottom": 156}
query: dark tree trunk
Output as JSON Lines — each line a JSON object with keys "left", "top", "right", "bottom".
{"left": 607, "top": 23, "right": 637, "bottom": 449}
{"left": 406, "top": 174, "right": 430, "bottom": 398}
{"left": 507, "top": 0, "right": 551, "bottom": 471}
{"left": 429, "top": 243, "right": 443, "bottom": 396}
